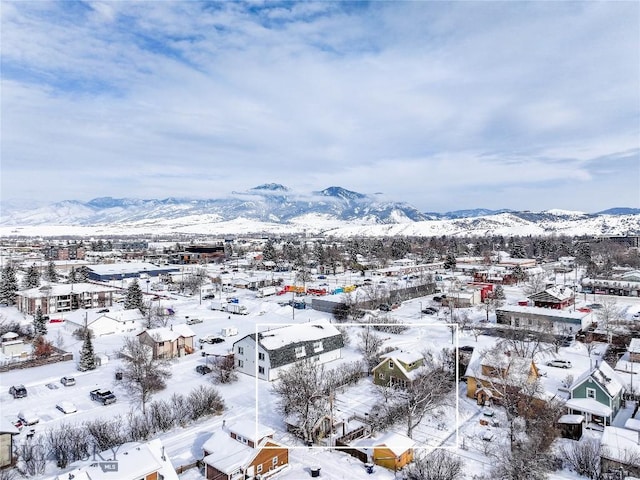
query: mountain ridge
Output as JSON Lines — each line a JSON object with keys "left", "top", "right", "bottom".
{"left": 1, "top": 185, "right": 639, "bottom": 237}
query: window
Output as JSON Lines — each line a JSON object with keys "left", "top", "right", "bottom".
{"left": 586, "top": 387, "right": 596, "bottom": 399}
{"left": 257, "top": 464, "right": 263, "bottom": 473}
{"left": 238, "top": 360, "right": 244, "bottom": 368}
{"left": 272, "top": 456, "right": 278, "bottom": 466}
{"left": 313, "top": 341, "right": 323, "bottom": 353}
{"left": 378, "top": 372, "right": 385, "bottom": 379}
{"left": 295, "top": 346, "right": 306, "bottom": 358}
{"left": 388, "top": 361, "right": 394, "bottom": 369}
{"left": 258, "top": 352, "right": 265, "bottom": 361}
{"left": 258, "top": 366, "right": 265, "bottom": 374}
{"left": 158, "top": 342, "right": 165, "bottom": 347}
{"left": 237, "top": 346, "right": 244, "bottom": 355}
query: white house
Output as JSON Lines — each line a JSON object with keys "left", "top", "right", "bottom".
{"left": 66, "top": 310, "right": 145, "bottom": 337}
{"left": 233, "top": 321, "right": 344, "bottom": 381}
{"left": 49, "top": 438, "right": 178, "bottom": 480}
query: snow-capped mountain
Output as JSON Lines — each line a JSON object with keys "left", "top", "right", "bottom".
{"left": 1, "top": 185, "right": 639, "bottom": 238}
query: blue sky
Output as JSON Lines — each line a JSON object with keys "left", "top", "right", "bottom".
{"left": 1, "top": 1, "right": 638, "bottom": 213}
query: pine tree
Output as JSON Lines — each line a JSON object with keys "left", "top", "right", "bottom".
{"left": 79, "top": 330, "right": 96, "bottom": 371}
{"left": 124, "top": 280, "right": 144, "bottom": 311}
{"left": 68, "top": 266, "right": 78, "bottom": 284}
{"left": 263, "top": 239, "right": 277, "bottom": 262}
{"left": 23, "top": 263, "right": 41, "bottom": 289}
{"left": 45, "top": 261, "right": 59, "bottom": 282}
{"left": 444, "top": 253, "right": 456, "bottom": 271}
{"left": 33, "top": 306, "right": 48, "bottom": 336}
{"left": 0, "top": 264, "right": 18, "bottom": 305}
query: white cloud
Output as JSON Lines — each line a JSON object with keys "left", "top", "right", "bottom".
{"left": 1, "top": 1, "right": 638, "bottom": 212}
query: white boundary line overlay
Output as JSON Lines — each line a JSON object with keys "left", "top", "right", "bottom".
{"left": 251, "top": 321, "right": 462, "bottom": 452}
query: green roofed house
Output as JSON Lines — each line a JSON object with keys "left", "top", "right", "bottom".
{"left": 372, "top": 350, "right": 424, "bottom": 389}
{"left": 566, "top": 361, "right": 625, "bottom": 427}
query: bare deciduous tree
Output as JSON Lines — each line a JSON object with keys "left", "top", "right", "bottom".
{"left": 271, "top": 360, "right": 331, "bottom": 443}
{"left": 356, "top": 327, "right": 384, "bottom": 370}
{"left": 211, "top": 354, "right": 238, "bottom": 384}
{"left": 403, "top": 449, "right": 464, "bottom": 480}
{"left": 559, "top": 439, "right": 602, "bottom": 479}
{"left": 523, "top": 272, "right": 548, "bottom": 295}
{"left": 120, "top": 336, "right": 173, "bottom": 414}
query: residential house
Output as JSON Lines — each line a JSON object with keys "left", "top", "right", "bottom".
{"left": 465, "top": 347, "right": 540, "bottom": 406}
{"left": 349, "top": 432, "right": 415, "bottom": 471}
{"left": 0, "top": 418, "right": 20, "bottom": 468}
{"left": 137, "top": 324, "right": 196, "bottom": 359}
{"left": 600, "top": 426, "right": 640, "bottom": 477}
{"left": 65, "top": 310, "right": 144, "bottom": 337}
{"left": 528, "top": 286, "right": 575, "bottom": 309}
{"left": 233, "top": 321, "right": 343, "bottom": 381}
{"left": 496, "top": 305, "right": 593, "bottom": 336}
{"left": 202, "top": 420, "right": 288, "bottom": 480}
{"left": 629, "top": 338, "right": 640, "bottom": 363}
{"left": 372, "top": 350, "right": 424, "bottom": 388}
{"left": 16, "top": 282, "right": 117, "bottom": 315}
{"left": 566, "top": 361, "right": 625, "bottom": 426}
{"left": 372, "top": 432, "right": 415, "bottom": 471}
{"left": 49, "top": 438, "right": 178, "bottom": 480}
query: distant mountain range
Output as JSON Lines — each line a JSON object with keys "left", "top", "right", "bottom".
{"left": 1, "top": 184, "right": 639, "bottom": 237}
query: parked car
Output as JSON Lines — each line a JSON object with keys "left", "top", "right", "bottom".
{"left": 421, "top": 307, "right": 438, "bottom": 315}
{"left": 18, "top": 410, "right": 39, "bottom": 426}
{"left": 195, "top": 365, "right": 212, "bottom": 375}
{"left": 46, "top": 383, "right": 59, "bottom": 390}
{"left": 379, "top": 304, "right": 391, "bottom": 312}
{"left": 9, "top": 385, "right": 27, "bottom": 399}
{"left": 90, "top": 389, "right": 116, "bottom": 405}
{"left": 546, "top": 359, "right": 572, "bottom": 369}
{"left": 49, "top": 318, "right": 64, "bottom": 323}
{"left": 199, "top": 335, "right": 225, "bottom": 344}
{"left": 97, "top": 308, "right": 110, "bottom": 313}
{"left": 186, "top": 317, "right": 203, "bottom": 325}
{"left": 56, "top": 401, "right": 78, "bottom": 414}
{"left": 60, "top": 376, "right": 76, "bottom": 386}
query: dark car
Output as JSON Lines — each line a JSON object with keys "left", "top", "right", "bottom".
{"left": 379, "top": 304, "right": 391, "bottom": 312}
{"left": 422, "top": 307, "right": 438, "bottom": 315}
{"left": 9, "top": 385, "right": 27, "bottom": 399}
{"left": 196, "top": 365, "right": 212, "bottom": 375}
{"left": 97, "top": 308, "right": 110, "bottom": 313}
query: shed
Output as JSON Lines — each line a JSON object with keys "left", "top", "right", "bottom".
{"left": 558, "top": 414, "right": 584, "bottom": 440}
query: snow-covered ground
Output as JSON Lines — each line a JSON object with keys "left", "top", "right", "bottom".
{"left": 2, "top": 270, "right": 640, "bottom": 479}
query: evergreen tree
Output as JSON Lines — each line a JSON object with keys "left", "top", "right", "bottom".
{"left": 493, "top": 284, "right": 506, "bottom": 301}
{"left": 511, "top": 265, "right": 526, "bottom": 284}
{"left": 33, "top": 306, "right": 48, "bottom": 336}
{"left": 444, "top": 253, "right": 457, "bottom": 271}
{"left": 510, "top": 243, "right": 526, "bottom": 259}
{"left": 45, "top": 261, "right": 59, "bottom": 282}
{"left": 262, "top": 239, "right": 277, "bottom": 262}
{"left": 79, "top": 330, "right": 96, "bottom": 371}
{"left": 23, "top": 263, "right": 41, "bottom": 289}
{"left": 0, "top": 264, "right": 18, "bottom": 305}
{"left": 68, "top": 266, "right": 78, "bottom": 284}
{"left": 124, "top": 280, "right": 144, "bottom": 311}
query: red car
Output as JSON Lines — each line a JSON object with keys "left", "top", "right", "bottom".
{"left": 49, "top": 318, "right": 64, "bottom": 323}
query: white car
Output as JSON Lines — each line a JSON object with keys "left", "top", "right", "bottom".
{"left": 56, "top": 401, "right": 77, "bottom": 414}
{"left": 18, "top": 410, "right": 39, "bottom": 426}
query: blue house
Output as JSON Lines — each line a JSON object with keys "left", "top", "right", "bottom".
{"left": 566, "top": 361, "right": 625, "bottom": 426}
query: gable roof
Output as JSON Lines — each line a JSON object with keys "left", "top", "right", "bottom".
{"left": 600, "top": 426, "right": 640, "bottom": 467}
{"left": 373, "top": 431, "right": 415, "bottom": 456}
{"left": 236, "top": 321, "right": 344, "bottom": 369}
{"left": 528, "top": 286, "right": 574, "bottom": 303}
{"left": 571, "top": 361, "right": 625, "bottom": 399}
{"left": 629, "top": 338, "right": 640, "bottom": 354}
{"left": 379, "top": 349, "right": 423, "bottom": 365}
{"left": 139, "top": 324, "right": 195, "bottom": 342}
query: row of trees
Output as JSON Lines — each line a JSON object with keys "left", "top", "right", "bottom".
{"left": 17, "top": 385, "right": 224, "bottom": 473}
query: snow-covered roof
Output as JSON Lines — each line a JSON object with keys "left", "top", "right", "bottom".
{"left": 498, "top": 305, "right": 590, "bottom": 321}
{"left": 624, "top": 418, "right": 640, "bottom": 432}
{"left": 202, "top": 426, "right": 283, "bottom": 475}
{"left": 0, "top": 417, "right": 20, "bottom": 435}
{"left": 380, "top": 349, "right": 423, "bottom": 365}
{"left": 601, "top": 426, "right": 640, "bottom": 467}
{"left": 140, "top": 324, "right": 195, "bottom": 342}
{"left": 589, "top": 362, "right": 625, "bottom": 398}
{"left": 88, "top": 262, "right": 177, "bottom": 275}
{"left": 19, "top": 282, "right": 117, "bottom": 298}
{"left": 257, "top": 320, "right": 341, "bottom": 351}
{"left": 558, "top": 414, "right": 585, "bottom": 424}
{"left": 228, "top": 420, "right": 274, "bottom": 443}
{"left": 565, "top": 398, "right": 613, "bottom": 417}
{"left": 51, "top": 439, "right": 178, "bottom": 480}
{"left": 629, "top": 338, "right": 640, "bottom": 354}
{"left": 372, "top": 431, "right": 416, "bottom": 456}
{"left": 528, "top": 285, "right": 574, "bottom": 302}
